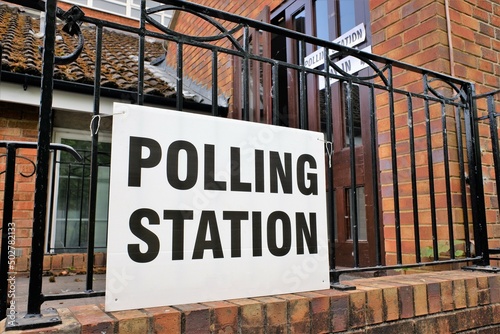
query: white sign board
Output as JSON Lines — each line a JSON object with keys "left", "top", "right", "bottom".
{"left": 318, "top": 45, "right": 372, "bottom": 89}
{"left": 105, "top": 103, "right": 330, "bottom": 312}
{"left": 304, "top": 23, "right": 366, "bottom": 69}
{"left": 303, "top": 23, "right": 371, "bottom": 90}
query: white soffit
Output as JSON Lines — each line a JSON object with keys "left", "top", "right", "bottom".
{"left": 0, "top": 81, "right": 115, "bottom": 115}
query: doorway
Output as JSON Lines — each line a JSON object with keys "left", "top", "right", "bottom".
{"left": 269, "top": 0, "right": 379, "bottom": 267}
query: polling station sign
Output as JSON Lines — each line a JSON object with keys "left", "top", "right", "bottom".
{"left": 105, "top": 103, "right": 330, "bottom": 312}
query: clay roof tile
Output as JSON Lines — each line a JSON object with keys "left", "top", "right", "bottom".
{"left": 0, "top": 3, "right": 197, "bottom": 102}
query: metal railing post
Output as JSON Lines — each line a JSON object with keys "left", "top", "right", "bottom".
{"left": 26, "top": 0, "right": 57, "bottom": 319}
{"left": 0, "top": 144, "right": 17, "bottom": 319}
{"left": 464, "top": 83, "right": 490, "bottom": 266}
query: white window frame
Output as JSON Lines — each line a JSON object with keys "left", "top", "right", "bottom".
{"left": 61, "top": 0, "right": 174, "bottom": 27}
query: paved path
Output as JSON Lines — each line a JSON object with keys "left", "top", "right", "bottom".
{"left": 9, "top": 274, "right": 105, "bottom": 314}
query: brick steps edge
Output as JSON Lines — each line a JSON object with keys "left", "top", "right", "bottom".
{"left": 2, "top": 270, "right": 500, "bottom": 334}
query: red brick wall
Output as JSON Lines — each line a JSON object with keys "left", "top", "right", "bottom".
{"left": 371, "top": 0, "right": 451, "bottom": 72}
{"left": 0, "top": 103, "right": 107, "bottom": 273}
{"left": 447, "top": 0, "right": 500, "bottom": 94}
{"left": 370, "top": 0, "right": 500, "bottom": 266}
{"left": 0, "top": 103, "right": 39, "bottom": 272}
{"left": 444, "top": 0, "right": 500, "bottom": 264}
{"left": 166, "top": 0, "right": 283, "bottom": 116}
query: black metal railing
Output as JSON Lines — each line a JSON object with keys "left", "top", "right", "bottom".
{"left": 0, "top": 142, "right": 107, "bottom": 330}
{"left": 0, "top": 142, "right": 107, "bottom": 329}
{"left": 141, "top": 0, "right": 490, "bottom": 277}
{"left": 474, "top": 89, "right": 500, "bottom": 262}
{"left": 0, "top": 0, "right": 498, "bottom": 329}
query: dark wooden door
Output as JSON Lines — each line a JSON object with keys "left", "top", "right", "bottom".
{"left": 265, "top": 0, "right": 379, "bottom": 267}
{"left": 330, "top": 81, "right": 377, "bottom": 267}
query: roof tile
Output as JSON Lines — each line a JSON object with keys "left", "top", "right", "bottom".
{"left": 0, "top": 3, "right": 183, "bottom": 100}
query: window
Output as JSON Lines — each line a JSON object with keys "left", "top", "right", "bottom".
{"left": 343, "top": 82, "right": 362, "bottom": 147}
{"left": 48, "top": 130, "right": 111, "bottom": 253}
{"left": 313, "top": 0, "right": 367, "bottom": 145}
{"left": 232, "top": 7, "right": 272, "bottom": 124}
{"left": 346, "top": 186, "right": 367, "bottom": 241}
{"left": 62, "top": 0, "right": 174, "bottom": 27}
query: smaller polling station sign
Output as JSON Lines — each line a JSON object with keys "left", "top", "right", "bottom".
{"left": 105, "top": 103, "right": 330, "bottom": 312}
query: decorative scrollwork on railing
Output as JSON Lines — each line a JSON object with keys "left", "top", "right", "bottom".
{"left": 424, "top": 75, "right": 467, "bottom": 103}
{"left": 327, "top": 50, "right": 391, "bottom": 87}
{"left": 55, "top": 5, "right": 85, "bottom": 65}
{"left": 144, "top": 0, "right": 393, "bottom": 89}
{"left": 37, "top": 3, "right": 85, "bottom": 65}
{"left": 145, "top": 4, "right": 245, "bottom": 52}
{"left": 0, "top": 155, "right": 36, "bottom": 178}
